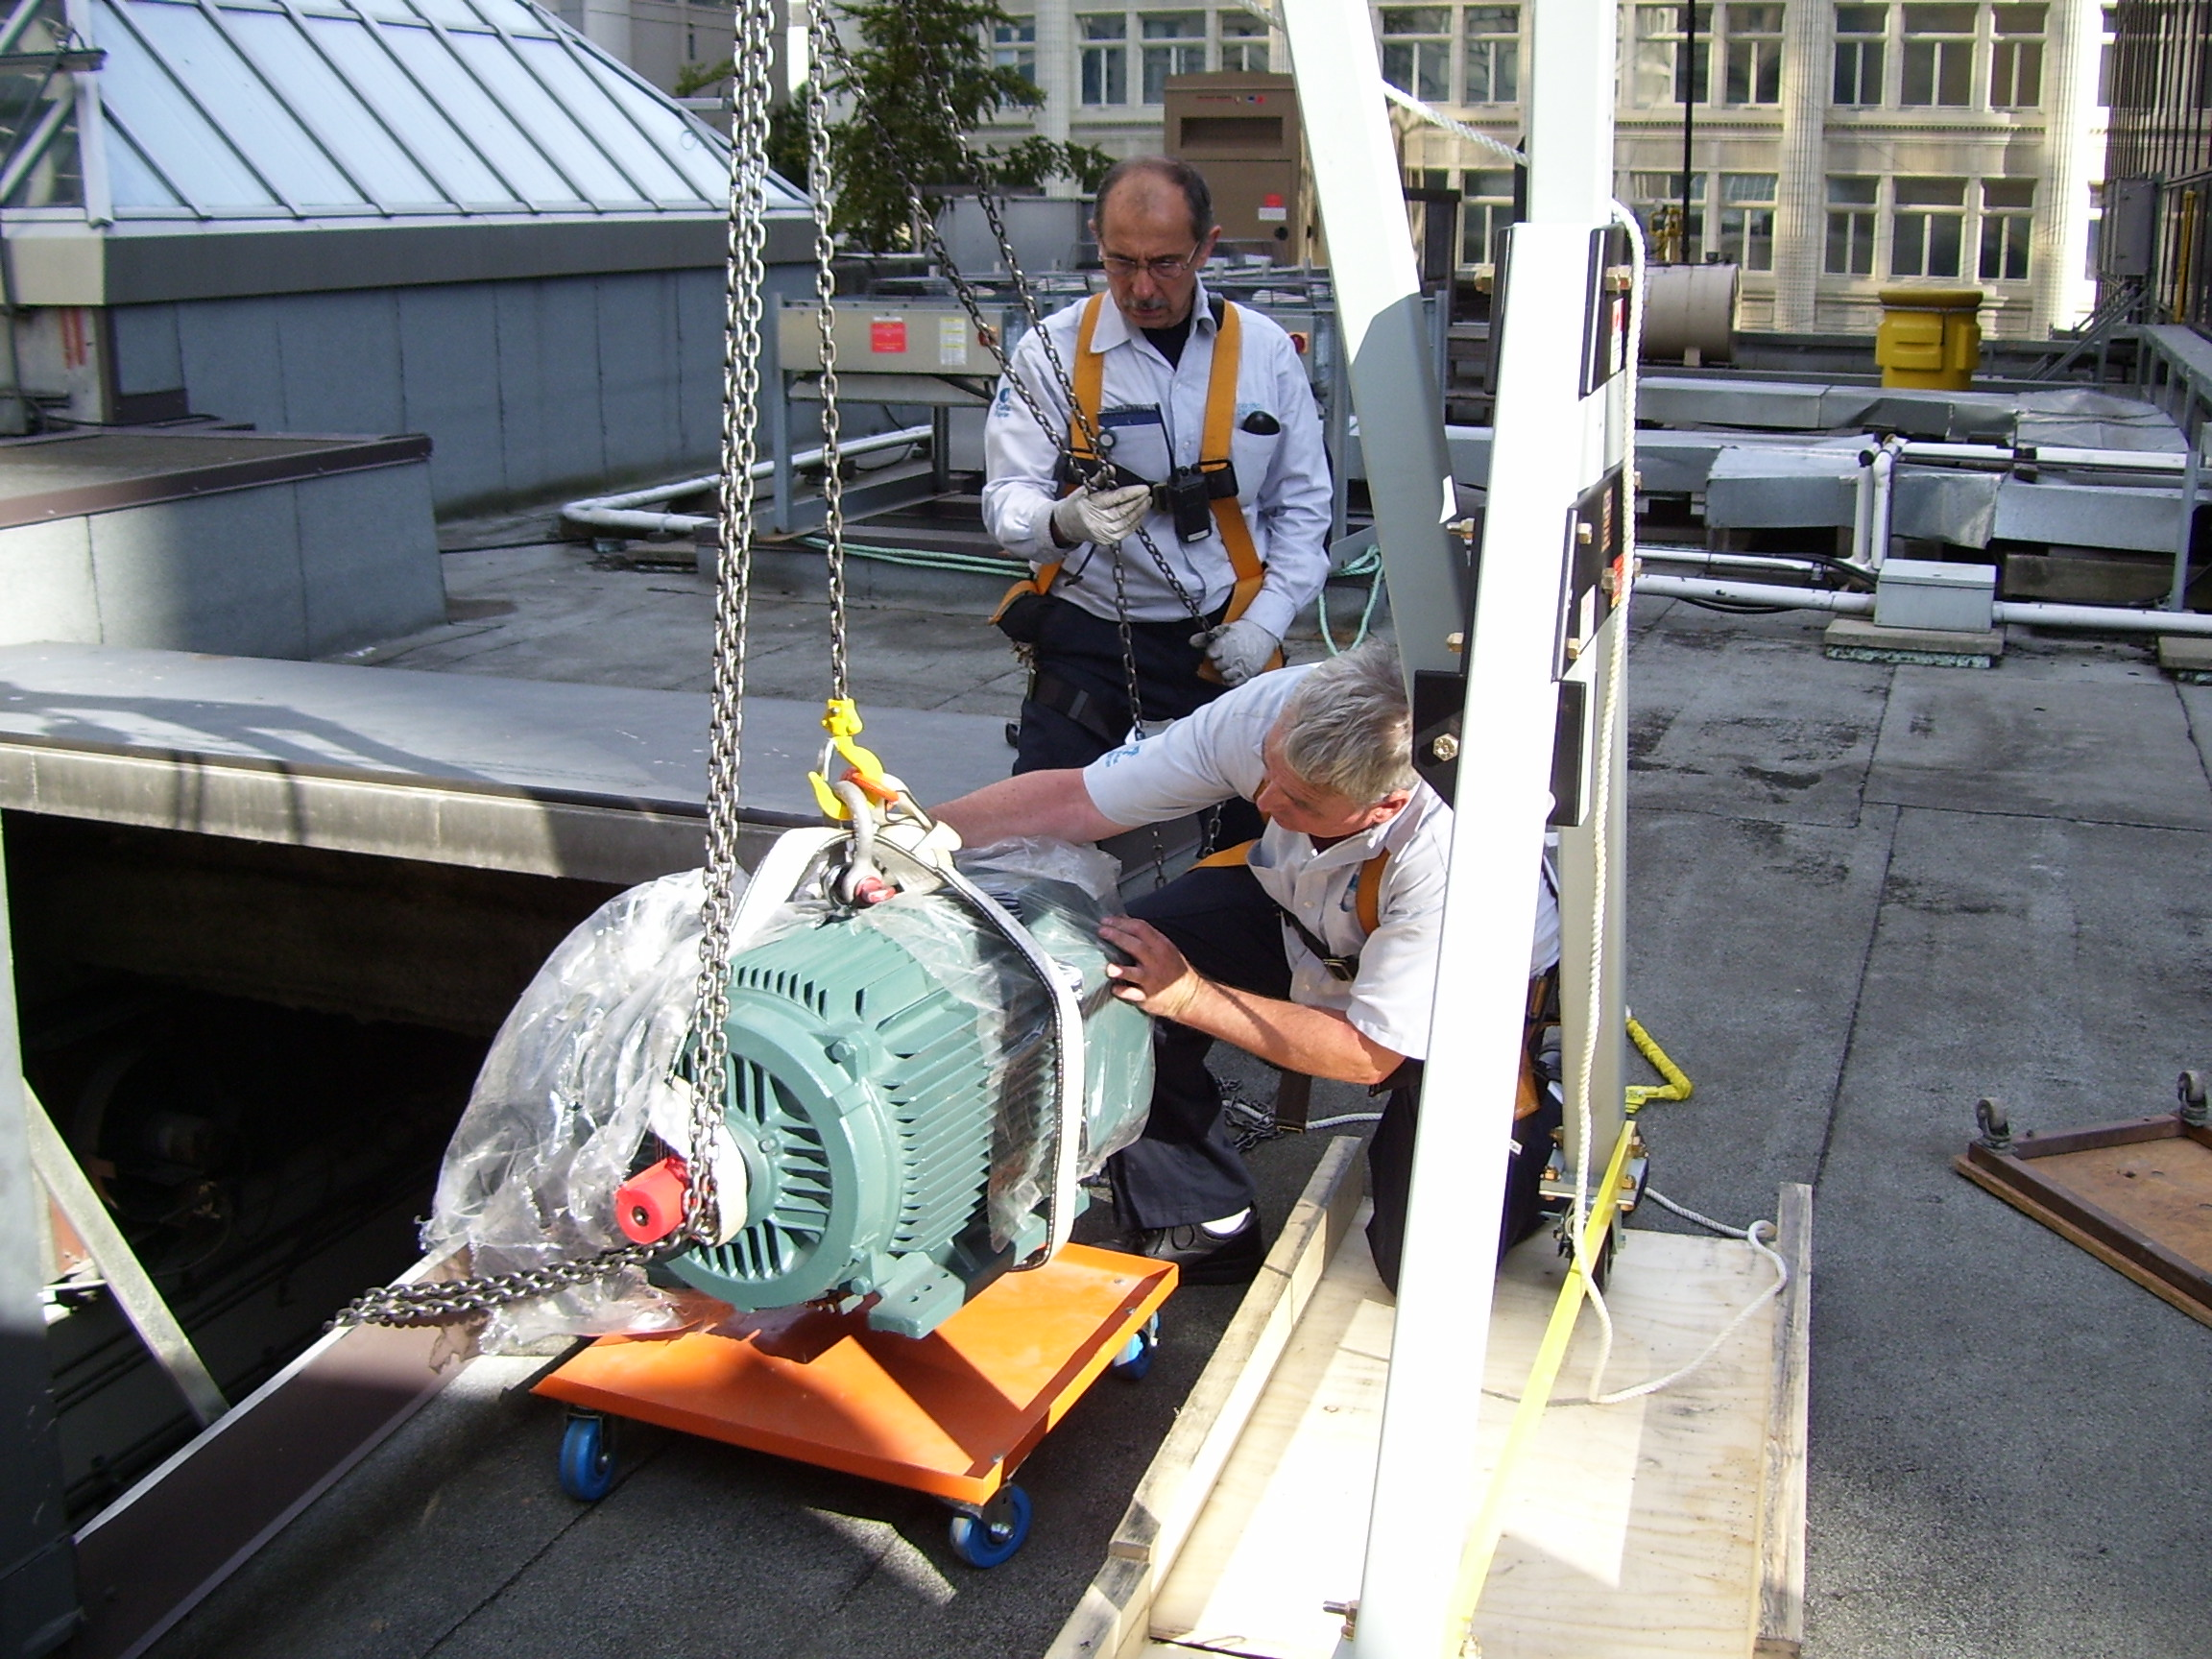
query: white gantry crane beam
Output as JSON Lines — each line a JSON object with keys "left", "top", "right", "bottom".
{"left": 1276, "top": 1, "right": 1633, "bottom": 1653}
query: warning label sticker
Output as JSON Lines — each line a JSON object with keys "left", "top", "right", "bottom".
{"left": 870, "top": 318, "right": 908, "bottom": 354}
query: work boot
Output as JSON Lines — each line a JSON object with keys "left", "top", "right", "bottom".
{"left": 1130, "top": 1212, "right": 1264, "bottom": 1286}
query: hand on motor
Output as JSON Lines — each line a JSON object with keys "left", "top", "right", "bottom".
{"left": 1190, "top": 617, "right": 1279, "bottom": 686}
{"left": 1098, "top": 915, "right": 1204, "bottom": 1022}
{"left": 1051, "top": 482, "right": 1153, "bottom": 548}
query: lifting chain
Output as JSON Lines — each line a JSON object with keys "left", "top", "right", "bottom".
{"left": 330, "top": 0, "right": 781, "bottom": 1329}
{"left": 805, "top": 6, "right": 852, "bottom": 705}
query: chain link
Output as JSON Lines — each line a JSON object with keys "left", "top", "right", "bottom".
{"left": 332, "top": 2, "right": 781, "bottom": 1331}
{"left": 805, "top": 8, "right": 851, "bottom": 704}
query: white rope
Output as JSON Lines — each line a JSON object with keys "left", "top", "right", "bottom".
{"left": 1380, "top": 83, "right": 1527, "bottom": 167}
{"left": 1579, "top": 1192, "right": 1788, "bottom": 1407}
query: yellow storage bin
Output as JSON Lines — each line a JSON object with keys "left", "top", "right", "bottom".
{"left": 1875, "top": 287, "right": 1984, "bottom": 390}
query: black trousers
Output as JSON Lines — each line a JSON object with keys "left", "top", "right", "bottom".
{"left": 1103, "top": 860, "right": 1563, "bottom": 1277}
{"left": 1005, "top": 591, "right": 1227, "bottom": 774}
{"left": 1001, "top": 591, "right": 1263, "bottom": 846}
{"left": 1106, "top": 863, "right": 1287, "bottom": 1231}
{"left": 1362, "top": 1046, "right": 1564, "bottom": 1296}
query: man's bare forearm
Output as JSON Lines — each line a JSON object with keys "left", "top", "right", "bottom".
{"left": 933, "top": 768, "right": 1130, "bottom": 848}
{"left": 1170, "top": 980, "right": 1405, "bottom": 1087}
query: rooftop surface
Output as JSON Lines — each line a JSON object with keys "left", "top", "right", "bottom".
{"left": 140, "top": 511, "right": 2212, "bottom": 1659}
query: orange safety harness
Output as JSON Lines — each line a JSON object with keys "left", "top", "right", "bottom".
{"left": 993, "top": 293, "right": 1276, "bottom": 674}
{"left": 1196, "top": 836, "right": 1551, "bottom": 1119}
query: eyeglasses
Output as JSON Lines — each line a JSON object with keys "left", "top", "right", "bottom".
{"left": 1100, "top": 247, "right": 1205, "bottom": 280}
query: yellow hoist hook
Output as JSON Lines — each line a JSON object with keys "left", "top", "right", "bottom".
{"left": 807, "top": 697, "right": 897, "bottom": 820}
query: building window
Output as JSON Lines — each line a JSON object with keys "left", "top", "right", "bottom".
{"left": 1219, "top": 11, "right": 1269, "bottom": 72}
{"left": 1892, "top": 176, "right": 1967, "bottom": 276}
{"left": 1900, "top": 4, "right": 1974, "bottom": 107}
{"left": 1140, "top": 13, "right": 1206, "bottom": 103}
{"left": 1380, "top": 8, "right": 1454, "bottom": 103}
{"left": 1987, "top": 4, "right": 2043, "bottom": 108}
{"left": 1461, "top": 166, "right": 1516, "bottom": 264}
{"left": 1722, "top": 4, "right": 1783, "bottom": 105}
{"left": 2096, "top": 5, "right": 2116, "bottom": 108}
{"left": 1631, "top": 169, "right": 1705, "bottom": 260}
{"left": 1979, "top": 178, "right": 2033, "bottom": 278}
{"left": 1826, "top": 175, "right": 1879, "bottom": 274}
{"left": 1079, "top": 13, "right": 1127, "bottom": 106}
{"left": 1631, "top": 4, "right": 1711, "bottom": 107}
{"left": 993, "top": 18, "right": 1037, "bottom": 84}
{"left": 1719, "top": 172, "right": 1777, "bottom": 269}
{"left": 1463, "top": 6, "right": 1520, "bottom": 104}
{"left": 1833, "top": 4, "right": 1887, "bottom": 106}
{"left": 2085, "top": 180, "right": 2104, "bottom": 277}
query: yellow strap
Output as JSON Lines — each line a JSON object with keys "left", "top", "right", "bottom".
{"left": 1200, "top": 301, "right": 1266, "bottom": 620}
{"left": 1193, "top": 301, "right": 1280, "bottom": 681}
{"left": 1193, "top": 837, "right": 1258, "bottom": 869}
{"left": 992, "top": 295, "right": 1109, "bottom": 625}
{"left": 1354, "top": 846, "right": 1388, "bottom": 936}
{"left": 1447, "top": 1119, "right": 1641, "bottom": 1636}
{"left": 1069, "top": 293, "right": 1107, "bottom": 465}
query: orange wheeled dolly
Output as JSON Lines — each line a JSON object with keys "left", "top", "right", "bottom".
{"left": 536, "top": 1243, "right": 1176, "bottom": 1566}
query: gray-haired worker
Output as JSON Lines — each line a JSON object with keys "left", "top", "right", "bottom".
{"left": 933, "top": 640, "right": 1561, "bottom": 1288}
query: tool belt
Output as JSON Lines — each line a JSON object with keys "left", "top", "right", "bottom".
{"left": 1025, "top": 668, "right": 1124, "bottom": 749}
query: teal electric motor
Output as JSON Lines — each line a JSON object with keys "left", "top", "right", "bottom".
{"left": 660, "top": 872, "right": 1153, "bottom": 1338}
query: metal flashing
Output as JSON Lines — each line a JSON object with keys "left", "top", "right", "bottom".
{"left": 0, "top": 429, "right": 430, "bottom": 523}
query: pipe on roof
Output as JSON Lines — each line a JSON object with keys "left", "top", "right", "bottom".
{"left": 561, "top": 425, "right": 933, "bottom": 536}
{"left": 1636, "top": 573, "right": 2212, "bottom": 636}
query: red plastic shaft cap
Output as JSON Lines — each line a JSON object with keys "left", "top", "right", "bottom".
{"left": 614, "top": 1156, "right": 689, "bottom": 1244}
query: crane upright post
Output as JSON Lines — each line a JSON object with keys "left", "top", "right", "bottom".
{"left": 1276, "top": 1, "right": 1633, "bottom": 1652}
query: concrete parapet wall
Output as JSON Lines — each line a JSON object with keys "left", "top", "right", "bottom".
{"left": 0, "top": 463, "right": 445, "bottom": 660}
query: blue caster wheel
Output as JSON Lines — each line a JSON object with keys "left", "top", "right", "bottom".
{"left": 558, "top": 1410, "right": 616, "bottom": 1502}
{"left": 949, "top": 1483, "right": 1032, "bottom": 1568}
{"left": 1109, "top": 1313, "right": 1162, "bottom": 1382}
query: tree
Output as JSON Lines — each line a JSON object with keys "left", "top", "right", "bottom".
{"left": 821, "top": 0, "right": 1109, "bottom": 251}
{"left": 670, "top": 1, "right": 1109, "bottom": 252}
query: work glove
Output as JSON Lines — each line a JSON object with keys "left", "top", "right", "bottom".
{"left": 1050, "top": 482, "right": 1153, "bottom": 548}
{"left": 1190, "top": 618, "right": 1280, "bottom": 686}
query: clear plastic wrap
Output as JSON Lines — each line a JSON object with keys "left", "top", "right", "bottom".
{"left": 423, "top": 835, "right": 1153, "bottom": 1352}
{"left": 905, "top": 837, "right": 1154, "bottom": 1244}
{"left": 422, "top": 869, "right": 725, "bottom": 1355}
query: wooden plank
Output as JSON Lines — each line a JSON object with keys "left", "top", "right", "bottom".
{"left": 1754, "top": 1183, "right": 1813, "bottom": 1659}
{"left": 1043, "top": 1138, "right": 1366, "bottom": 1659}
{"left": 2001, "top": 1115, "right": 2192, "bottom": 1160}
{"left": 1955, "top": 1155, "right": 2212, "bottom": 1332}
{"left": 1139, "top": 1212, "right": 1794, "bottom": 1659}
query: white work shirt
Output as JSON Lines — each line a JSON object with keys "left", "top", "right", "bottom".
{"left": 1082, "top": 667, "right": 1562, "bottom": 1062}
{"left": 981, "top": 281, "right": 1334, "bottom": 639}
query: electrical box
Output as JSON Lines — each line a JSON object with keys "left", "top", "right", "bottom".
{"left": 1164, "top": 73, "right": 1309, "bottom": 264}
{"left": 776, "top": 302, "right": 1006, "bottom": 376}
{"left": 1874, "top": 558, "right": 1996, "bottom": 633}
{"left": 2102, "top": 179, "right": 2155, "bottom": 280}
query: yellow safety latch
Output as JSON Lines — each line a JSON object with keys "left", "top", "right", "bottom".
{"left": 807, "top": 697, "right": 895, "bottom": 820}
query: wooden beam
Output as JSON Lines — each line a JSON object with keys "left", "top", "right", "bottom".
{"left": 1044, "top": 1137, "right": 1366, "bottom": 1659}
{"left": 1755, "top": 1182, "right": 1814, "bottom": 1658}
